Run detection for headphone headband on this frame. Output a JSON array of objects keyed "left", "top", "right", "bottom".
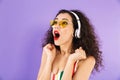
[{"left": 70, "top": 11, "right": 81, "bottom": 38}]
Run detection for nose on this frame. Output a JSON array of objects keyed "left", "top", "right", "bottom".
[
  {"left": 53, "top": 24, "right": 60, "bottom": 29},
  {"left": 54, "top": 26, "right": 60, "bottom": 29}
]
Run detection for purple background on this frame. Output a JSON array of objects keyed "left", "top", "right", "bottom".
[{"left": 0, "top": 0, "right": 120, "bottom": 80}]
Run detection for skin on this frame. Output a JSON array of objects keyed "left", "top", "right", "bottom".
[{"left": 37, "top": 13, "right": 96, "bottom": 80}]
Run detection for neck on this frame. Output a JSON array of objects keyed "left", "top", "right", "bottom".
[{"left": 60, "top": 41, "right": 73, "bottom": 55}]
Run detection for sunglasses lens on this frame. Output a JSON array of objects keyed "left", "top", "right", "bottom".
[
  {"left": 60, "top": 21, "right": 68, "bottom": 28},
  {"left": 50, "top": 20, "right": 69, "bottom": 28},
  {"left": 50, "top": 20, "right": 57, "bottom": 27}
]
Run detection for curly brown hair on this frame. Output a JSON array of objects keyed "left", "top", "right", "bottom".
[{"left": 42, "top": 9, "right": 103, "bottom": 72}]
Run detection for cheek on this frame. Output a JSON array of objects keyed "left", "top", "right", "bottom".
[
  {"left": 60, "top": 25, "right": 74, "bottom": 38},
  {"left": 61, "top": 28, "right": 73, "bottom": 39}
]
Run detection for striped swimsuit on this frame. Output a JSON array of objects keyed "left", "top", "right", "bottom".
[{"left": 51, "top": 61, "right": 78, "bottom": 80}]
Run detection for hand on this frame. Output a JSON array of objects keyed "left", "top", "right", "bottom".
[
  {"left": 43, "top": 43, "right": 56, "bottom": 62},
  {"left": 69, "top": 47, "right": 87, "bottom": 62}
]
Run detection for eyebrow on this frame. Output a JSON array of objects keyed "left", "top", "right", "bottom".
[
  {"left": 62, "top": 18, "right": 69, "bottom": 21},
  {"left": 54, "top": 18, "right": 58, "bottom": 20},
  {"left": 54, "top": 18, "right": 69, "bottom": 21}
]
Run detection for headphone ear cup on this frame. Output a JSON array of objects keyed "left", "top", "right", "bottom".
[{"left": 75, "top": 29, "right": 78, "bottom": 38}]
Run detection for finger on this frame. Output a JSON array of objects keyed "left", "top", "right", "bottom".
[
  {"left": 46, "top": 44, "right": 52, "bottom": 50},
  {"left": 79, "top": 47, "right": 82, "bottom": 49},
  {"left": 51, "top": 44, "right": 55, "bottom": 48},
  {"left": 79, "top": 47, "right": 85, "bottom": 52},
  {"left": 82, "top": 51, "right": 86, "bottom": 59},
  {"left": 75, "top": 49, "right": 79, "bottom": 53}
]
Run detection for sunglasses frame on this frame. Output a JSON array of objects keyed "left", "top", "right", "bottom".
[{"left": 50, "top": 20, "right": 72, "bottom": 28}]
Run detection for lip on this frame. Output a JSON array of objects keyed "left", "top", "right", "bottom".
[
  {"left": 53, "top": 30, "right": 60, "bottom": 40},
  {"left": 54, "top": 30, "right": 59, "bottom": 33}
]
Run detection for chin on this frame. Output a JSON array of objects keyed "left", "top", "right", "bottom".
[{"left": 54, "top": 42, "right": 60, "bottom": 46}]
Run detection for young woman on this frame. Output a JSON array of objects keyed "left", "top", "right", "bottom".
[{"left": 37, "top": 9, "right": 103, "bottom": 80}]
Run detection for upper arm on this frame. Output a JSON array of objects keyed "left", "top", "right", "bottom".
[
  {"left": 73, "top": 56, "right": 96, "bottom": 80},
  {"left": 37, "top": 51, "right": 47, "bottom": 77}
]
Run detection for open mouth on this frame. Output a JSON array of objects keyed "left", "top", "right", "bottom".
[{"left": 54, "top": 30, "right": 60, "bottom": 40}]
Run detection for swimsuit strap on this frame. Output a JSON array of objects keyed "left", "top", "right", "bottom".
[{"left": 72, "top": 60, "right": 79, "bottom": 76}]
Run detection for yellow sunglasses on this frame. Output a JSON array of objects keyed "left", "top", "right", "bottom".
[{"left": 50, "top": 20, "right": 71, "bottom": 28}]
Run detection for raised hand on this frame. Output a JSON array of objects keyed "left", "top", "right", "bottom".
[
  {"left": 43, "top": 43, "right": 56, "bottom": 62},
  {"left": 69, "top": 47, "right": 87, "bottom": 62}
]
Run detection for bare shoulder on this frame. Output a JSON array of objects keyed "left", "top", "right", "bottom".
[
  {"left": 78, "top": 56, "right": 96, "bottom": 67},
  {"left": 73, "top": 56, "right": 96, "bottom": 80},
  {"left": 85, "top": 56, "right": 96, "bottom": 63}
]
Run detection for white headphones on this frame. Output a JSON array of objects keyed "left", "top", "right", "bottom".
[{"left": 70, "top": 11, "right": 81, "bottom": 38}]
